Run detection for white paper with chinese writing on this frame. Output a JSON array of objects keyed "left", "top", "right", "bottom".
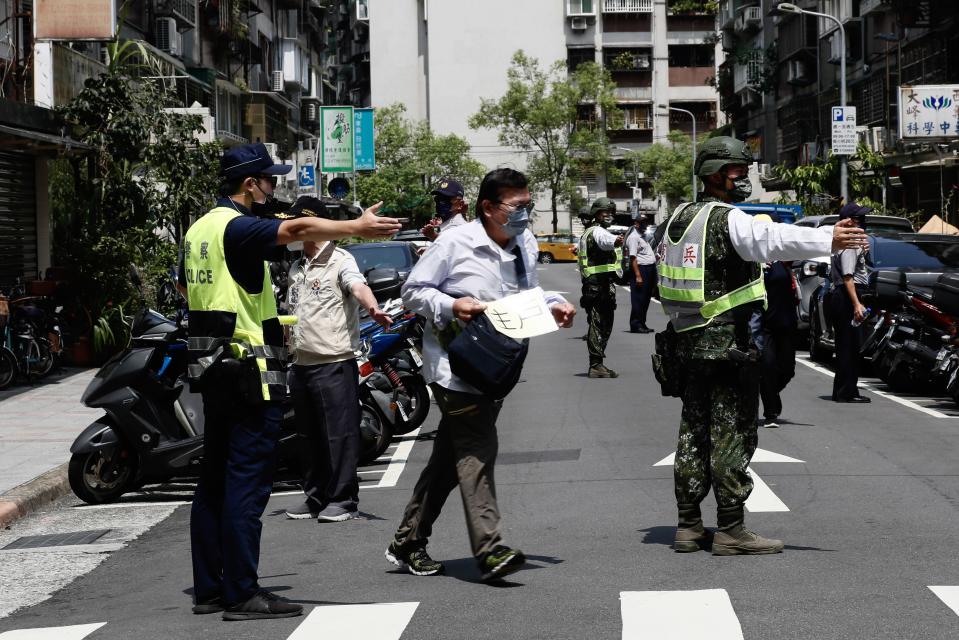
[{"left": 483, "top": 287, "right": 558, "bottom": 340}]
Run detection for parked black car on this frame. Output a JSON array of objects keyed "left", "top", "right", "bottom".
[
  {"left": 342, "top": 241, "right": 420, "bottom": 283},
  {"left": 807, "top": 233, "right": 959, "bottom": 362}
]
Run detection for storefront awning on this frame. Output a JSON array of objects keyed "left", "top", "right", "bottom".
[{"left": 0, "top": 123, "right": 91, "bottom": 155}]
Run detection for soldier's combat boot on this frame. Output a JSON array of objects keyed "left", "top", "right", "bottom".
[
  {"left": 588, "top": 361, "right": 618, "bottom": 378},
  {"left": 713, "top": 505, "right": 783, "bottom": 555},
  {"left": 673, "top": 503, "right": 708, "bottom": 553}
]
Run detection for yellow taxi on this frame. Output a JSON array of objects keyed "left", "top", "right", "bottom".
[{"left": 535, "top": 233, "right": 578, "bottom": 264}]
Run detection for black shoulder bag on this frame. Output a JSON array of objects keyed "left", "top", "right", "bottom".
[{"left": 447, "top": 244, "right": 531, "bottom": 399}]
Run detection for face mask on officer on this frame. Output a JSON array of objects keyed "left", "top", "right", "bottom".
[
  {"left": 597, "top": 211, "right": 613, "bottom": 228},
  {"left": 719, "top": 167, "right": 752, "bottom": 202},
  {"left": 435, "top": 197, "right": 454, "bottom": 221},
  {"left": 249, "top": 175, "right": 276, "bottom": 206}
]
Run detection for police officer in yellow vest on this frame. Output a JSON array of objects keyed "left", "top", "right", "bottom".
[
  {"left": 653, "top": 136, "right": 868, "bottom": 556},
  {"left": 579, "top": 197, "right": 624, "bottom": 378},
  {"left": 181, "top": 142, "right": 400, "bottom": 620}
]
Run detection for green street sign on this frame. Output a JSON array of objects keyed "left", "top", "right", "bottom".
[{"left": 320, "top": 106, "right": 355, "bottom": 172}]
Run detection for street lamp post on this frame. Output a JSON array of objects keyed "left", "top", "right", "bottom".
[
  {"left": 777, "top": 2, "right": 848, "bottom": 204},
  {"left": 658, "top": 104, "right": 697, "bottom": 203}
]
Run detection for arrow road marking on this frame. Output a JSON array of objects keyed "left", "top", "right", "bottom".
[
  {"left": 654, "top": 448, "right": 804, "bottom": 513},
  {"left": 287, "top": 603, "right": 419, "bottom": 640},
  {"left": 0, "top": 623, "right": 106, "bottom": 640},
  {"left": 620, "top": 590, "right": 744, "bottom": 639},
  {"left": 929, "top": 586, "right": 959, "bottom": 617}
]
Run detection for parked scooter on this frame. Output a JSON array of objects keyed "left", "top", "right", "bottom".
[{"left": 68, "top": 309, "right": 302, "bottom": 504}]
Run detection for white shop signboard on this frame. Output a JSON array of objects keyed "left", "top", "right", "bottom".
[{"left": 899, "top": 85, "right": 959, "bottom": 139}]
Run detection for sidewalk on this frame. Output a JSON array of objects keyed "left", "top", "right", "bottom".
[{"left": 0, "top": 368, "right": 100, "bottom": 509}]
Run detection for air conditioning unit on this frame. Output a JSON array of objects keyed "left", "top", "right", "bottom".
[
  {"left": 574, "top": 186, "right": 589, "bottom": 200},
  {"left": 743, "top": 6, "right": 762, "bottom": 28},
  {"left": 263, "top": 143, "right": 279, "bottom": 159},
  {"left": 634, "top": 54, "right": 650, "bottom": 69},
  {"left": 271, "top": 70, "right": 284, "bottom": 92},
  {"left": 155, "top": 18, "right": 181, "bottom": 57},
  {"left": 757, "top": 163, "right": 772, "bottom": 179},
  {"left": 739, "top": 87, "right": 761, "bottom": 108},
  {"left": 306, "top": 103, "right": 318, "bottom": 121},
  {"left": 865, "top": 126, "right": 887, "bottom": 153},
  {"left": 786, "top": 59, "right": 811, "bottom": 85},
  {"left": 570, "top": 16, "right": 588, "bottom": 31},
  {"left": 356, "top": 0, "right": 369, "bottom": 21}
]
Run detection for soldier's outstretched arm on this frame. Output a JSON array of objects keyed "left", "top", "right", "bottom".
[
  {"left": 727, "top": 208, "right": 867, "bottom": 263},
  {"left": 276, "top": 201, "right": 401, "bottom": 245}
]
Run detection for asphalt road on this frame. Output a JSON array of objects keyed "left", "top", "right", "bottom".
[{"left": 2, "top": 262, "right": 959, "bottom": 639}]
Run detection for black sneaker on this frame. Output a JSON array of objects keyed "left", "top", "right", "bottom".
[
  {"left": 385, "top": 540, "right": 444, "bottom": 576},
  {"left": 222, "top": 591, "right": 303, "bottom": 621},
  {"left": 192, "top": 595, "right": 224, "bottom": 615},
  {"left": 285, "top": 501, "right": 320, "bottom": 520},
  {"left": 478, "top": 545, "right": 526, "bottom": 582}
]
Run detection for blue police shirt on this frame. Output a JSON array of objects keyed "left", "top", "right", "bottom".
[{"left": 178, "top": 198, "right": 283, "bottom": 294}]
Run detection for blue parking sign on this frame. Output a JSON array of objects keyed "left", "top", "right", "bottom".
[{"left": 298, "top": 164, "right": 316, "bottom": 188}]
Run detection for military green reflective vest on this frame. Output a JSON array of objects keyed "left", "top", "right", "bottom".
[
  {"left": 578, "top": 226, "right": 623, "bottom": 279},
  {"left": 184, "top": 206, "right": 286, "bottom": 401},
  {"left": 656, "top": 201, "right": 766, "bottom": 333}
]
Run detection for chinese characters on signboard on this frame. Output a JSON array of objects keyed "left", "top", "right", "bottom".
[
  {"left": 320, "top": 106, "right": 355, "bottom": 173},
  {"left": 354, "top": 108, "right": 376, "bottom": 171},
  {"left": 830, "top": 106, "right": 858, "bottom": 155},
  {"left": 899, "top": 85, "right": 959, "bottom": 139}
]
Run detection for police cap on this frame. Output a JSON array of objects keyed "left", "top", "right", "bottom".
[{"left": 220, "top": 142, "right": 293, "bottom": 180}]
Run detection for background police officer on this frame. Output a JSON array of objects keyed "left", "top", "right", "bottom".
[
  {"left": 421, "top": 178, "right": 468, "bottom": 241},
  {"left": 831, "top": 203, "right": 872, "bottom": 403},
  {"left": 653, "top": 136, "right": 868, "bottom": 556},
  {"left": 579, "top": 197, "right": 623, "bottom": 378},
  {"left": 181, "top": 142, "right": 399, "bottom": 620}
]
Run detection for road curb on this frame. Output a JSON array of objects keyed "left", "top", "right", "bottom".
[{"left": 0, "top": 463, "right": 70, "bottom": 529}]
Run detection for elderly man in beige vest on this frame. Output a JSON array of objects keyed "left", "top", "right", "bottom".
[{"left": 285, "top": 240, "right": 392, "bottom": 522}]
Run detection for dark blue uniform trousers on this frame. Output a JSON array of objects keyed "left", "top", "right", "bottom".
[
  {"left": 628, "top": 264, "right": 658, "bottom": 331},
  {"left": 191, "top": 400, "right": 282, "bottom": 605}
]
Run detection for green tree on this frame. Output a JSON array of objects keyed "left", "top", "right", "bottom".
[
  {"left": 469, "top": 51, "right": 620, "bottom": 233},
  {"left": 54, "top": 38, "right": 221, "bottom": 327},
  {"left": 356, "top": 104, "right": 485, "bottom": 225},
  {"left": 773, "top": 145, "right": 885, "bottom": 216},
  {"left": 625, "top": 130, "right": 694, "bottom": 212}
]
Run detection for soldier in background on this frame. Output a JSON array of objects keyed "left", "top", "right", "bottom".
[{"left": 578, "top": 198, "right": 624, "bottom": 378}]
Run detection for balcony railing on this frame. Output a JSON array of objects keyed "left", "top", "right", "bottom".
[
  {"left": 156, "top": 0, "right": 197, "bottom": 29},
  {"left": 860, "top": 0, "right": 892, "bottom": 15},
  {"left": 603, "top": 0, "right": 653, "bottom": 13},
  {"left": 733, "top": 51, "right": 764, "bottom": 92}
]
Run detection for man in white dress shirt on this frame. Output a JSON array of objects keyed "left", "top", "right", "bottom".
[
  {"left": 385, "top": 168, "right": 576, "bottom": 583},
  {"left": 654, "top": 136, "right": 868, "bottom": 556}
]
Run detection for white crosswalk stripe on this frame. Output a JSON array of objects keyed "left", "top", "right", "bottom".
[
  {"left": 929, "top": 586, "right": 959, "bottom": 617},
  {"left": 0, "top": 623, "right": 106, "bottom": 640},
  {"left": 0, "top": 603, "right": 419, "bottom": 640},
  {"left": 288, "top": 603, "right": 419, "bottom": 639},
  {"left": 620, "top": 590, "right": 744, "bottom": 639}
]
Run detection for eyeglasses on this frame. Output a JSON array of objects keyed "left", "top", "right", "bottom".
[
  {"left": 255, "top": 175, "right": 278, "bottom": 188},
  {"left": 495, "top": 200, "right": 534, "bottom": 214}
]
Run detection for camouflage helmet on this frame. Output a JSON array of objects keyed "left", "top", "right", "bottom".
[
  {"left": 694, "top": 136, "right": 753, "bottom": 178},
  {"left": 589, "top": 197, "right": 616, "bottom": 217}
]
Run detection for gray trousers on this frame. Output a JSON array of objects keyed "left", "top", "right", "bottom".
[{"left": 393, "top": 384, "right": 503, "bottom": 558}]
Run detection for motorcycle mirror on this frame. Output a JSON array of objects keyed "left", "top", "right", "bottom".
[{"left": 366, "top": 268, "right": 402, "bottom": 303}]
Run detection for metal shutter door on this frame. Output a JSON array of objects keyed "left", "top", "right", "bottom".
[{"left": 0, "top": 150, "right": 37, "bottom": 288}]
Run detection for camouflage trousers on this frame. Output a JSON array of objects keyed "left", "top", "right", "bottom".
[
  {"left": 581, "top": 281, "right": 616, "bottom": 365},
  {"left": 674, "top": 359, "right": 760, "bottom": 524}
]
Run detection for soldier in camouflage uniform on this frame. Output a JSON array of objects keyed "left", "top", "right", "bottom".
[
  {"left": 579, "top": 198, "right": 624, "bottom": 378},
  {"left": 653, "top": 136, "right": 868, "bottom": 555}
]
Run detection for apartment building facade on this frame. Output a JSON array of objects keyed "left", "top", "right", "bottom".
[
  {"left": 370, "top": 0, "right": 723, "bottom": 230},
  {"left": 719, "top": 0, "right": 959, "bottom": 216},
  {"left": 0, "top": 0, "right": 370, "bottom": 286}
]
